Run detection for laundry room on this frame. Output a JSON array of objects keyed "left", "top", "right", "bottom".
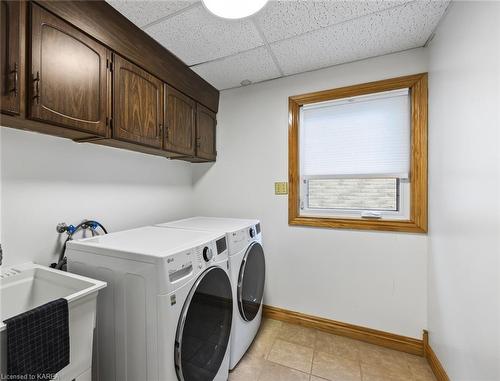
[{"left": 0, "top": 1, "right": 499, "bottom": 381}]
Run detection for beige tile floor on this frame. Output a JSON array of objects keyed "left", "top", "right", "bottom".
[{"left": 229, "top": 319, "right": 436, "bottom": 381}]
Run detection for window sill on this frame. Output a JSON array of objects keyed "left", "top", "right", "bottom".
[{"left": 289, "top": 216, "right": 427, "bottom": 233}]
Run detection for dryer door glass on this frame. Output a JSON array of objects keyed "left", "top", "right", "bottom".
[
  {"left": 175, "top": 266, "right": 233, "bottom": 381},
  {"left": 238, "top": 242, "right": 266, "bottom": 322}
]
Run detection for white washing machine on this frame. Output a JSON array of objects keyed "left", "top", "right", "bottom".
[
  {"left": 66, "top": 226, "right": 233, "bottom": 381},
  {"left": 156, "top": 217, "right": 265, "bottom": 369}
]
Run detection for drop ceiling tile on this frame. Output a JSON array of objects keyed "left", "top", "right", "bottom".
[
  {"left": 270, "top": 0, "right": 449, "bottom": 76},
  {"left": 107, "top": 1, "right": 195, "bottom": 28},
  {"left": 255, "top": 0, "right": 413, "bottom": 43},
  {"left": 191, "top": 47, "right": 281, "bottom": 90},
  {"left": 145, "top": 5, "right": 264, "bottom": 66}
]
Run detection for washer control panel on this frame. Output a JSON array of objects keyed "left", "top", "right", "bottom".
[{"left": 158, "top": 236, "right": 229, "bottom": 294}]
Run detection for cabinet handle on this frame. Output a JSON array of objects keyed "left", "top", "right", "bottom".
[
  {"left": 33, "top": 71, "right": 40, "bottom": 104},
  {"left": 158, "top": 124, "right": 163, "bottom": 138},
  {"left": 196, "top": 137, "right": 201, "bottom": 148},
  {"left": 11, "top": 63, "right": 18, "bottom": 97}
]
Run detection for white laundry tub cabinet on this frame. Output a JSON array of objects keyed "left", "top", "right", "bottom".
[{"left": 0, "top": 263, "right": 106, "bottom": 381}]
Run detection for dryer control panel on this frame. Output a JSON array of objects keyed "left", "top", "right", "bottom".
[{"left": 228, "top": 224, "right": 262, "bottom": 255}]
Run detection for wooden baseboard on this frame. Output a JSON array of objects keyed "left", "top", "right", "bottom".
[
  {"left": 262, "top": 305, "right": 424, "bottom": 356},
  {"left": 423, "top": 330, "right": 450, "bottom": 381}
]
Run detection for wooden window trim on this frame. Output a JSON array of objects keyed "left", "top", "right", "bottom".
[{"left": 288, "top": 73, "right": 428, "bottom": 233}]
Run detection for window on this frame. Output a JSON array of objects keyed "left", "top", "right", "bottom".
[{"left": 288, "top": 74, "right": 428, "bottom": 233}]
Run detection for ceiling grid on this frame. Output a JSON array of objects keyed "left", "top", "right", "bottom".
[{"left": 108, "top": 0, "right": 450, "bottom": 90}]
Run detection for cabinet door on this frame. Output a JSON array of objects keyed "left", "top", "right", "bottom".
[
  {"left": 1, "top": 1, "right": 20, "bottom": 115},
  {"left": 164, "top": 85, "right": 196, "bottom": 156},
  {"left": 113, "top": 54, "right": 163, "bottom": 148},
  {"left": 196, "top": 103, "right": 217, "bottom": 161},
  {"left": 30, "top": 3, "right": 109, "bottom": 136}
]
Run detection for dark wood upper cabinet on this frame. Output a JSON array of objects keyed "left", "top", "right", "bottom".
[
  {"left": 1, "top": 1, "right": 20, "bottom": 115},
  {"left": 29, "top": 3, "right": 109, "bottom": 137},
  {"left": 164, "top": 85, "right": 196, "bottom": 156},
  {"left": 196, "top": 103, "right": 217, "bottom": 161},
  {"left": 1, "top": 1, "right": 218, "bottom": 162},
  {"left": 113, "top": 54, "right": 163, "bottom": 148},
  {"left": 36, "top": 0, "right": 219, "bottom": 113}
]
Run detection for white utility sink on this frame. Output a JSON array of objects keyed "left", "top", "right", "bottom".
[{"left": 0, "top": 262, "right": 106, "bottom": 381}]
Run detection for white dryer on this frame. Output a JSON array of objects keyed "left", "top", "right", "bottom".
[
  {"left": 156, "top": 217, "right": 265, "bottom": 369},
  {"left": 66, "top": 226, "right": 233, "bottom": 381}
]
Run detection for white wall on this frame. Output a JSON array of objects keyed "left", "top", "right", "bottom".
[
  {"left": 428, "top": 2, "right": 500, "bottom": 380},
  {"left": 0, "top": 127, "right": 194, "bottom": 267},
  {"left": 192, "top": 48, "right": 429, "bottom": 339}
]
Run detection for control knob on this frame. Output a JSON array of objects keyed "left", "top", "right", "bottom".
[
  {"left": 249, "top": 228, "right": 255, "bottom": 238},
  {"left": 203, "top": 246, "right": 213, "bottom": 262}
]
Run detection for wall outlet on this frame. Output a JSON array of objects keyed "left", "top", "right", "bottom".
[{"left": 274, "top": 182, "right": 288, "bottom": 195}]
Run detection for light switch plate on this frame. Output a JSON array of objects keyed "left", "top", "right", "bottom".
[{"left": 274, "top": 182, "right": 288, "bottom": 195}]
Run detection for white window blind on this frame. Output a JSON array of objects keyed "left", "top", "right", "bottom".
[{"left": 300, "top": 88, "right": 411, "bottom": 179}]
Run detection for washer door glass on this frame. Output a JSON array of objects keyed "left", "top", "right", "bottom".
[
  {"left": 238, "top": 242, "right": 266, "bottom": 322},
  {"left": 175, "top": 267, "right": 233, "bottom": 381}
]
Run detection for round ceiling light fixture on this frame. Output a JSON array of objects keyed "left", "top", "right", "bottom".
[{"left": 202, "top": 0, "right": 269, "bottom": 19}]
